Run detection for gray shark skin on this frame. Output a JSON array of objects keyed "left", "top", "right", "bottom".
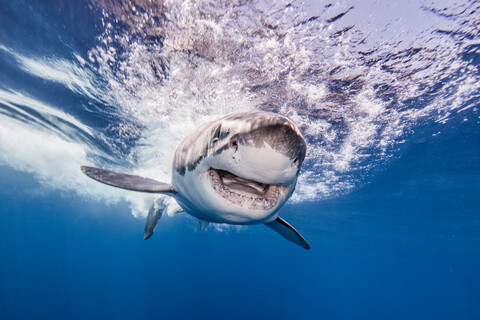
[{"left": 81, "top": 111, "right": 310, "bottom": 249}]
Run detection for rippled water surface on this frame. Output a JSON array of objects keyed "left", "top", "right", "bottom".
[{"left": 0, "top": 0, "right": 479, "bottom": 319}]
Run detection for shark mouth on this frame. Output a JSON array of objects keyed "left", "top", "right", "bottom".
[{"left": 208, "top": 169, "right": 284, "bottom": 210}]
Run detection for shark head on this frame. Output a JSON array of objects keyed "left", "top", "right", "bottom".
[{"left": 172, "top": 111, "right": 306, "bottom": 224}]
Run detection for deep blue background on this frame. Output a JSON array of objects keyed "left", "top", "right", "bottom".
[
  {"left": 1, "top": 108, "right": 479, "bottom": 320},
  {"left": 0, "top": 0, "right": 479, "bottom": 319}
]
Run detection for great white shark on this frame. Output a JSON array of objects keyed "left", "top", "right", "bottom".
[{"left": 81, "top": 111, "right": 310, "bottom": 249}]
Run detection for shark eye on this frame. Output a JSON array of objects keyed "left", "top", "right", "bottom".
[
  {"left": 293, "top": 157, "right": 300, "bottom": 165},
  {"left": 230, "top": 139, "right": 238, "bottom": 150}
]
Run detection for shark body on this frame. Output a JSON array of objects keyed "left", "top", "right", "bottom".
[{"left": 82, "top": 111, "right": 309, "bottom": 249}]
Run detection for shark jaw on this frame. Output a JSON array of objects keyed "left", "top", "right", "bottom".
[{"left": 207, "top": 168, "right": 286, "bottom": 211}]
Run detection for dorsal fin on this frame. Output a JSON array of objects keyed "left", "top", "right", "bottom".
[
  {"left": 264, "top": 217, "right": 310, "bottom": 250},
  {"left": 81, "top": 166, "right": 174, "bottom": 194}
]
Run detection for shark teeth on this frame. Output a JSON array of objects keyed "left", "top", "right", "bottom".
[{"left": 208, "top": 169, "right": 283, "bottom": 210}]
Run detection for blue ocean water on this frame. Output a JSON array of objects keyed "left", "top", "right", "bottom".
[{"left": 0, "top": 0, "right": 479, "bottom": 319}]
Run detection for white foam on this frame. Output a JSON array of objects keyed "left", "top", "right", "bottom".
[
  {"left": 142, "top": 0, "right": 480, "bottom": 201},
  {"left": 0, "top": 0, "right": 479, "bottom": 220},
  {"left": 0, "top": 89, "right": 92, "bottom": 137},
  {"left": 0, "top": 46, "right": 106, "bottom": 105},
  {"left": 0, "top": 91, "right": 155, "bottom": 217}
]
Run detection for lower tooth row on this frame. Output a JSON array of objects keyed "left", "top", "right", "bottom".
[{"left": 209, "top": 171, "right": 277, "bottom": 209}]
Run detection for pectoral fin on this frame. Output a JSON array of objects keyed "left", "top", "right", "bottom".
[
  {"left": 264, "top": 217, "right": 310, "bottom": 250},
  {"left": 144, "top": 204, "right": 163, "bottom": 240},
  {"left": 81, "top": 166, "right": 174, "bottom": 194}
]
